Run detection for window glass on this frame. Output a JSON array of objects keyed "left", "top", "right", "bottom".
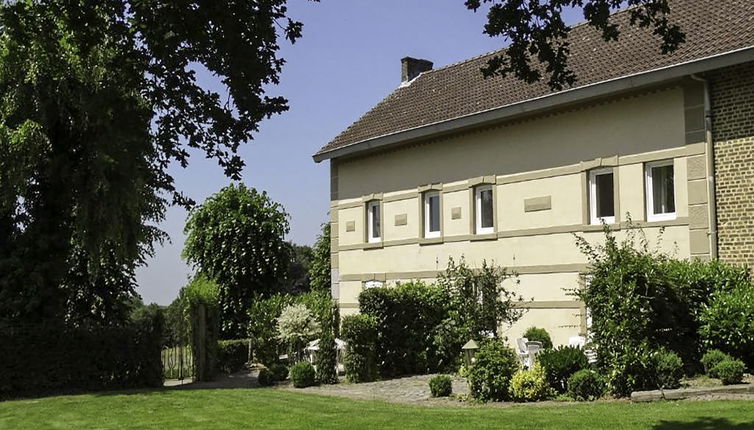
[
  {"left": 428, "top": 194, "right": 440, "bottom": 232},
  {"left": 367, "top": 201, "right": 380, "bottom": 242},
  {"left": 589, "top": 169, "right": 615, "bottom": 224},
  {"left": 424, "top": 192, "right": 441, "bottom": 237},
  {"left": 595, "top": 172, "right": 614, "bottom": 219},
  {"left": 476, "top": 186, "right": 494, "bottom": 233},
  {"left": 651, "top": 164, "right": 675, "bottom": 214}
]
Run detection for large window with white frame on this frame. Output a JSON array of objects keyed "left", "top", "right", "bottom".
[
  {"left": 589, "top": 168, "right": 615, "bottom": 225},
  {"left": 423, "top": 191, "right": 441, "bottom": 238},
  {"left": 475, "top": 185, "right": 494, "bottom": 234},
  {"left": 645, "top": 160, "right": 676, "bottom": 222},
  {"left": 366, "top": 200, "right": 381, "bottom": 243}
]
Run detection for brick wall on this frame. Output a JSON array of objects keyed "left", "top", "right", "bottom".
[{"left": 709, "top": 62, "right": 754, "bottom": 268}]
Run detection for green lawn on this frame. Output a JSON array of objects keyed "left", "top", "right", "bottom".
[{"left": 1, "top": 388, "right": 752, "bottom": 430}]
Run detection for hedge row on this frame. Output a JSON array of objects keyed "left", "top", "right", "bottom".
[
  {"left": 0, "top": 320, "right": 163, "bottom": 398},
  {"left": 359, "top": 282, "right": 449, "bottom": 377}
]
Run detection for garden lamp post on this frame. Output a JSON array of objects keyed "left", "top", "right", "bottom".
[{"left": 462, "top": 340, "right": 479, "bottom": 367}]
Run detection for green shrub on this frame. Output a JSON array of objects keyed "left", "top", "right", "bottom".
[
  {"left": 574, "top": 226, "right": 752, "bottom": 395},
  {"left": 699, "top": 283, "right": 754, "bottom": 369},
  {"left": 359, "top": 281, "right": 450, "bottom": 376},
  {"left": 537, "top": 346, "right": 589, "bottom": 393},
  {"left": 269, "top": 363, "right": 288, "bottom": 381},
  {"left": 651, "top": 348, "right": 683, "bottom": 390},
  {"left": 248, "top": 291, "right": 335, "bottom": 366},
  {"left": 429, "top": 375, "right": 453, "bottom": 397},
  {"left": 523, "top": 327, "right": 553, "bottom": 350},
  {"left": 217, "top": 339, "right": 249, "bottom": 374},
  {"left": 510, "top": 363, "right": 553, "bottom": 402},
  {"left": 701, "top": 349, "right": 732, "bottom": 377},
  {"left": 290, "top": 361, "right": 316, "bottom": 388},
  {"left": 567, "top": 370, "right": 605, "bottom": 401},
  {"left": 341, "top": 314, "right": 378, "bottom": 383},
  {"left": 0, "top": 320, "right": 164, "bottom": 398},
  {"left": 257, "top": 368, "right": 274, "bottom": 386},
  {"left": 183, "top": 276, "right": 220, "bottom": 381},
  {"left": 315, "top": 303, "right": 339, "bottom": 385},
  {"left": 467, "top": 340, "right": 520, "bottom": 402},
  {"left": 713, "top": 359, "right": 745, "bottom": 385}
]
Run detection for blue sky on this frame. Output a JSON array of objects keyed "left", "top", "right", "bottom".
[{"left": 136, "top": 1, "right": 582, "bottom": 305}]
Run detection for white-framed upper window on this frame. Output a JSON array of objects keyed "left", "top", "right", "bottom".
[
  {"left": 424, "top": 191, "right": 441, "bottom": 238},
  {"left": 475, "top": 185, "right": 494, "bottom": 234},
  {"left": 645, "top": 160, "right": 676, "bottom": 222},
  {"left": 367, "top": 200, "right": 381, "bottom": 243},
  {"left": 589, "top": 168, "right": 615, "bottom": 225}
]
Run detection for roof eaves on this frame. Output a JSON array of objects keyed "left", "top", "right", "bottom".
[{"left": 313, "top": 46, "right": 754, "bottom": 163}]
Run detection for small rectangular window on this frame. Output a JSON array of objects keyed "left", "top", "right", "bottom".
[
  {"left": 475, "top": 185, "right": 494, "bottom": 234},
  {"left": 646, "top": 160, "right": 676, "bottom": 221},
  {"left": 424, "top": 191, "right": 441, "bottom": 238},
  {"left": 589, "top": 168, "right": 615, "bottom": 224},
  {"left": 367, "top": 200, "right": 381, "bottom": 243}
]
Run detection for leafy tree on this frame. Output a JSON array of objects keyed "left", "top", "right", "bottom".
[
  {"left": 0, "top": 0, "right": 314, "bottom": 326},
  {"left": 276, "top": 304, "right": 320, "bottom": 362},
  {"left": 286, "top": 244, "right": 313, "bottom": 294},
  {"left": 183, "top": 184, "right": 292, "bottom": 338},
  {"left": 464, "top": 0, "right": 685, "bottom": 90},
  {"left": 309, "top": 223, "right": 331, "bottom": 293}
]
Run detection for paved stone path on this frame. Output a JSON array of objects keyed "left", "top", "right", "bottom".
[{"left": 282, "top": 374, "right": 469, "bottom": 404}]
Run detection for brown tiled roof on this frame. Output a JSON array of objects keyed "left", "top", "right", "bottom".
[{"left": 316, "top": 0, "right": 754, "bottom": 157}]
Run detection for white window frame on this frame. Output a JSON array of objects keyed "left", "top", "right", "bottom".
[
  {"left": 645, "top": 160, "right": 677, "bottom": 222},
  {"left": 589, "top": 168, "right": 616, "bottom": 225},
  {"left": 424, "top": 191, "right": 441, "bottom": 238},
  {"left": 366, "top": 200, "right": 381, "bottom": 243},
  {"left": 475, "top": 185, "right": 494, "bottom": 235},
  {"left": 364, "top": 280, "right": 384, "bottom": 289}
]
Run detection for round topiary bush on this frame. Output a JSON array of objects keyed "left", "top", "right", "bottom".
[
  {"left": 701, "top": 349, "right": 732, "bottom": 378},
  {"left": 467, "top": 340, "right": 520, "bottom": 402},
  {"left": 651, "top": 348, "right": 683, "bottom": 390},
  {"left": 713, "top": 359, "right": 745, "bottom": 385},
  {"left": 523, "top": 327, "right": 553, "bottom": 350},
  {"left": 537, "top": 346, "right": 589, "bottom": 393},
  {"left": 290, "top": 361, "right": 316, "bottom": 388},
  {"left": 510, "top": 363, "right": 553, "bottom": 402},
  {"left": 567, "top": 370, "right": 605, "bottom": 401},
  {"left": 429, "top": 375, "right": 453, "bottom": 397},
  {"left": 269, "top": 363, "right": 289, "bottom": 381},
  {"left": 257, "top": 368, "right": 274, "bottom": 387}
]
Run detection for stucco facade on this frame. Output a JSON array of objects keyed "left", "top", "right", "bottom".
[{"left": 327, "top": 83, "right": 716, "bottom": 347}]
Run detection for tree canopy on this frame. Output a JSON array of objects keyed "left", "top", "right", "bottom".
[
  {"left": 183, "top": 184, "right": 292, "bottom": 338},
  {"left": 309, "top": 223, "right": 331, "bottom": 293},
  {"left": 464, "top": 0, "right": 684, "bottom": 90},
  {"left": 0, "top": 0, "right": 313, "bottom": 325}
]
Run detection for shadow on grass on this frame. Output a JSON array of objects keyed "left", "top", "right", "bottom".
[{"left": 652, "top": 417, "right": 754, "bottom": 430}]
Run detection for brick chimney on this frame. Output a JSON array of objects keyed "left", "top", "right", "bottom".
[{"left": 401, "top": 57, "right": 433, "bottom": 83}]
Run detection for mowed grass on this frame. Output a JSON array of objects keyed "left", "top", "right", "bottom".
[{"left": 1, "top": 388, "right": 753, "bottom": 430}]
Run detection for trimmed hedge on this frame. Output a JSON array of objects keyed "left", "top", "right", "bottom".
[
  {"left": 217, "top": 339, "right": 249, "bottom": 374},
  {"left": 510, "top": 363, "right": 553, "bottom": 402},
  {"left": 523, "top": 327, "right": 553, "bottom": 350},
  {"left": 567, "top": 370, "right": 605, "bottom": 401},
  {"left": 0, "top": 320, "right": 163, "bottom": 398},
  {"left": 291, "top": 361, "right": 316, "bottom": 388},
  {"left": 714, "top": 359, "right": 745, "bottom": 385},
  {"left": 701, "top": 349, "right": 732, "bottom": 377},
  {"left": 537, "top": 346, "right": 588, "bottom": 394},
  {"left": 699, "top": 282, "right": 754, "bottom": 369},
  {"left": 429, "top": 375, "right": 453, "bottom": 397},
  {"left": 269, "top": 363, "right": 288, "bottom": 381},
  {"left": 467, "top": 340, "right": 520, "bottom": 402},
  {"left": 652, "top": 348, "right": 683, "bottom": 390},
  {"left": 257, "top": 368, "right": 274, "bottom": 386},
  {"left": 341, "top": 314, "right": 378, "bottom": 383},
  {"left": 359, "top": 282, "right": 449, "bottom": 377}
]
